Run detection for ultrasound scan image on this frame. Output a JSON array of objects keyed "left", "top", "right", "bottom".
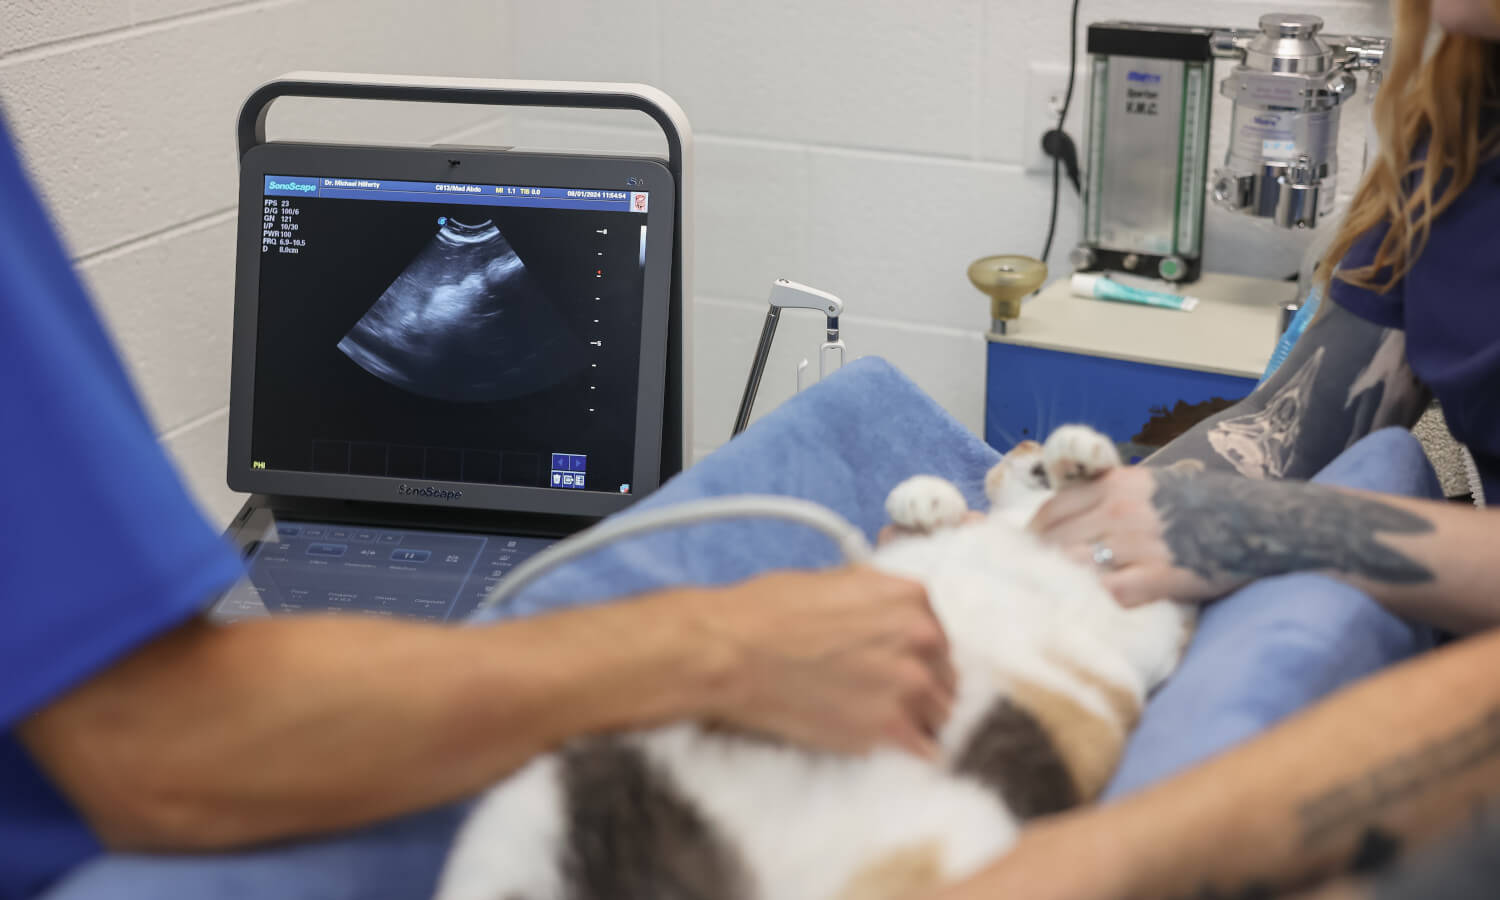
[{"left": 338, "top": 218, "right": 586, "bottom": 403}]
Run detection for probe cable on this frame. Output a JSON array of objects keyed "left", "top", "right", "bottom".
[{"left": 480, "top": 495, "right": 875, "bottom": 611}]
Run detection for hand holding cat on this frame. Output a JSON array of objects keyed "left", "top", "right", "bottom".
[
  {"left": 1031, "top": 466, "right": 1250, "bottom": 608},
  {"left": 1035, "top": 459, "right": 1445, "bottom": 612},
  {"left": 681, "top": 568, "right": 957, "bottom": 758}
]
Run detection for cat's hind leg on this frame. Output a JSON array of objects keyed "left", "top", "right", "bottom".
[
  {"left": 1041, "top": 425, "right": 1121, "bottom": 488},
  {"left": 984, "top": 428, "right": 1121, "bottom": 515},
  {"left": 885, "top": 475, "right": 971, "bottom": 535}
]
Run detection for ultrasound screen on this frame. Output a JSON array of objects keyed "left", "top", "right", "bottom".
[{"left": 250, "top": 175, "right": 652, "bottom": 496}]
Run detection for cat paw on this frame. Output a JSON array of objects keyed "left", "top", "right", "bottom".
[
  {"left": 1042, "top": 425, "right": 1121, "bottom": 487},
  {"left": 886, "top": 475, "right": 970, "bottom": 533}
]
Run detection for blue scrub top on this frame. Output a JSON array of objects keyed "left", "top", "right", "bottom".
[
  {"left": 0, "top": 115, "right": 245, "bottom": 897},
  {"left": 1330, "top": 152, "right": 1500, "bottom": 501}
]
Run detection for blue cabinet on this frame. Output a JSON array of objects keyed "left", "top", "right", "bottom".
[{"left": 985, "top": 341, "right": 1258, "bottom": 462}]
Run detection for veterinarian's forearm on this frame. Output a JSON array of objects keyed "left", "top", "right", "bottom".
[
  {"left": 1147, "top": 302, "right": 1427, "bottom": 478},
  {"left": 1335, "top": 494, "right": 1500, "bottom": 634},
  {"left": 18, "top": 592, "right": 732, "bottom": 852},
  {"left": 944, "top": 628, "right": 1500, "bottom": 899},
  {"left": 1143, "top": 472, "right": 1500, "bottom": 633}
]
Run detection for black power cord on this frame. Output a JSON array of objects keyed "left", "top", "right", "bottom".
[
  {"left": 1039, "top": 0, "right": 1083, "bottom": 267},
  {"left": 1043, "top": 130, "right": 1082, "bottom": 194}
]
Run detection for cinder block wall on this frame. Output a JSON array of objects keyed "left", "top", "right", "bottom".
[
  {"left": 496, "top": 0, "right": 1393, "bottom": 463},
  {"left": 1, "top": 1, "right": 1392, "bottom": 523},
  {"left": 0, "top": 0, "right": 511, "bottom": 526}
]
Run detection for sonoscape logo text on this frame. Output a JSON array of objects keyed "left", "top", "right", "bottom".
[{"left": 399, "top": 484, "right": 463, "bottom": 501}]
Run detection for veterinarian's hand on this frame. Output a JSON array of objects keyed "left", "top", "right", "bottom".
[
  {"left": 683, "top": 568, "right": 955, "bottom": 759},
  {"left": 1030, "top": 466, "right": 1254, "bottom": 608}
]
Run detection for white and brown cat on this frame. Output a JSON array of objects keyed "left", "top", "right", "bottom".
[{"left": 437, "top": 425, "right": 1196, "bottom": 900}]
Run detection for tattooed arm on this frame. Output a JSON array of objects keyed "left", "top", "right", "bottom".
[
  {"left": 931, "top": 628, "right": 1500, "bottom": 900},
  {"left": 1030, "top": 300, "right": 1452, "bottom": 609},
  {"left": 1149, "top": 301, "right": 1429, "bottom": 478},
  {"left": 1036, "top": 465, "right": 1500, "bottom": 631}
]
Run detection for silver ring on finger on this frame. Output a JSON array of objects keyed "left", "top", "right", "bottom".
[{"left": 1090, "top": 541, "right": 1116, "bottom": 569}]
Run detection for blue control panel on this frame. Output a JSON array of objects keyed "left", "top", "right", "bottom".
[{"left": 211, "top": 519, "right": 555, "bottom": 623}]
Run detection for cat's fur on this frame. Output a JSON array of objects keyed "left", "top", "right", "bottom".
[{"left": 436, "top": 425, "right": 1196, "bottom": 900}]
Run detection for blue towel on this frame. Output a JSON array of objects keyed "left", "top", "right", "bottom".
[
  {"left": 42, "top": 361, "right": 1438, "bottom": 900},
  {"left": 472, "top": 357, "right": 1002, "bottom": 623},
  {"left": 42, "top": 805, "right": 470, "bottom": 900},
  {"left": 1103, "top": 427, "right": 1442, "bottom": 798}
]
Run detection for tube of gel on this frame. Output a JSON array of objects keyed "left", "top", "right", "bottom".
[{"left": 1070, "top": 273, "right": 1199, "bottom": 312}]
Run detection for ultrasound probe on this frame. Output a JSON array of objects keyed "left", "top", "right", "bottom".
[{"left": 732, "top": 279, "right": 846, "bottom": 437}]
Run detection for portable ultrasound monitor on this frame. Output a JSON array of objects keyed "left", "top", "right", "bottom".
[{"left": 213, "top": 141, "right": 676, "bottom": 624}]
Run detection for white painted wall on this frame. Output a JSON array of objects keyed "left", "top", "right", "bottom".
[
  {"left": 0, "top": 0, "right": 512, "bottom": 526},
  {"left": 497, "top": 0, "right": 1393, "bottom": 464},
  {"left": 2, "top": 0, "right": 1391, "bottom": 524}
]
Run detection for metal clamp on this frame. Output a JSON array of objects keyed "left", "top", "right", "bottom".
[{"left": 732, "top": 280, "right": 846, "bottom": 437}]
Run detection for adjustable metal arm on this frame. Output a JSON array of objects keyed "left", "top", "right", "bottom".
[
  {"left": 733, "top": 308, "right": 781, "bottom": 437},
  {"left": 732, "top": 280, "right": 846, "bottom": 438}
]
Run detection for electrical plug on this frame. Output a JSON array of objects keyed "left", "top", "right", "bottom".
[{"left": 1041, "top": 129, "right": 1081, "bottom": 195}]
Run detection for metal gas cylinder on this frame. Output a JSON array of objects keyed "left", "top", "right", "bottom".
[{"left": 1212, "top": 14, "right": 1358, "bottom": 229}]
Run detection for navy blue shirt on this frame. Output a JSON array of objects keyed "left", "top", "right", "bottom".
[
  {"left": 0, "top": 115, "right": 245, "bottom": 897},
  {"left": 1330, "top": 153, "right": 1500, "bottom": 501}
]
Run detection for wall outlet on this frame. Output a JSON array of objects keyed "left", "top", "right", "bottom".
[{"left": 1023, "top": 62, "right": 1084, "bottom": 175}]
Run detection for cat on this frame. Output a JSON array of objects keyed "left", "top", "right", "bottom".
[{"left": 436, "top": 425, "right": 1196, "bottom": 900}]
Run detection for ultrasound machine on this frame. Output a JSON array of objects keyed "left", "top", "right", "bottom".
[{"left": 209, "top": 74, "right": 692, "bottom": 624}]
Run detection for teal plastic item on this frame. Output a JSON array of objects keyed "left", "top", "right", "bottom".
[{"left": 1261, "top": 285, "right": 1322, "bottom": 384}]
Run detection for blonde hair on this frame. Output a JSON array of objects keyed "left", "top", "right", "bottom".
[{"left": 1320, "top": 0, "right": 1500, "bottom": 293}]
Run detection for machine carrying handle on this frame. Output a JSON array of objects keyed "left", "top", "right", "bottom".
[{"left": 237, "top": 71, "right": 690, "bottom": 168}]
